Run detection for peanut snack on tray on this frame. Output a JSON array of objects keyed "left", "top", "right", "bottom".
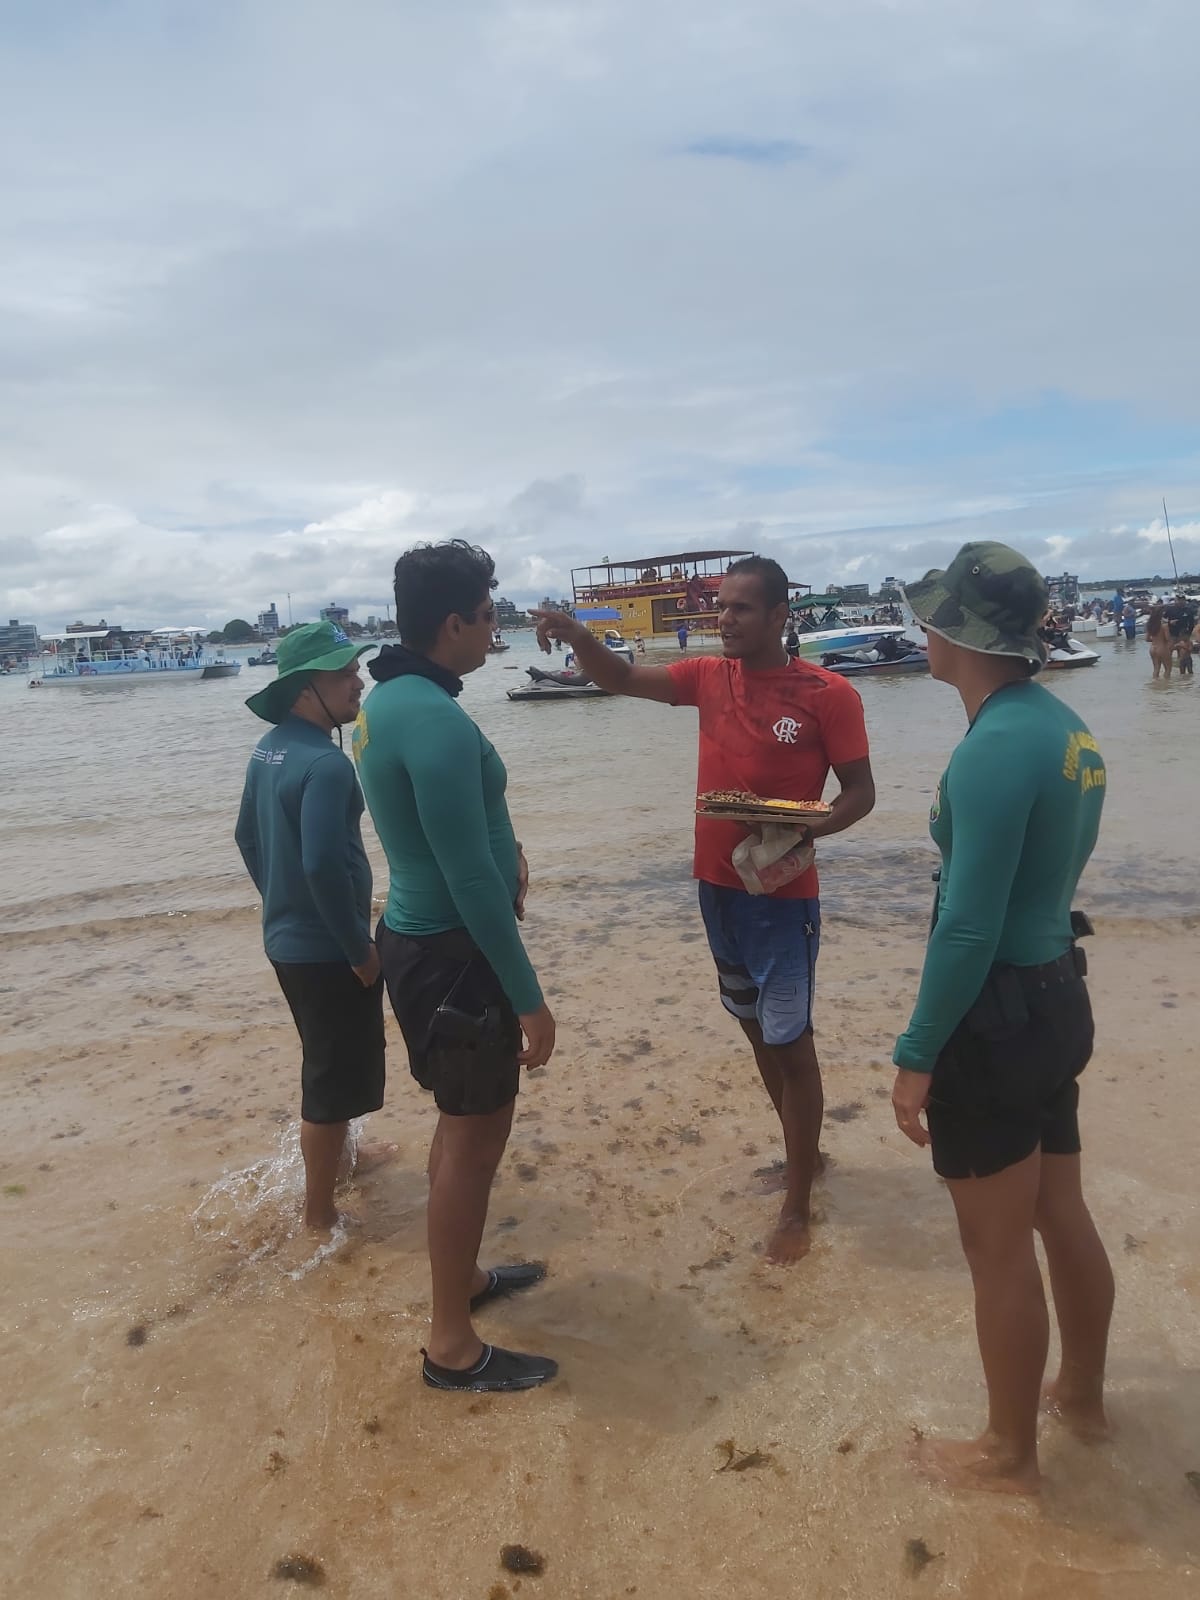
[{"left": 697, "top": 789, "right": 832, "bottom": 819}]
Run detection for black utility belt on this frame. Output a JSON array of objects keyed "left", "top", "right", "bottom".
[
  {"left": 1014, "top": 946, "right": 1088, "bottom": 986},
  {"left": 964, "top": 947, "right": 1087, "bottom": 1041}
]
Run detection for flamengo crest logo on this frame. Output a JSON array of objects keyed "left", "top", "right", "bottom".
[{"left": 772, "top": 716, "right": 801, "bottom": 744}]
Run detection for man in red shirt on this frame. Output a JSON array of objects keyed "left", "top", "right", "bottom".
[{"left": 534, "top": 557, "right": 875, "bottom": 1262}]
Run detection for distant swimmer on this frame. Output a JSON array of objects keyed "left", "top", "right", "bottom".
[
  {"left": 535, "top": 556, "right": 875, "bottom": 1264},
  {"left": 893, "top": 543, "right": 1113, "bottom": 1496},
  {"left": 235, "top": 622, "right": 388, "bottom": 1234},
  {"left": 355, "top": 540, "right": 557, "bottom": 1394}
]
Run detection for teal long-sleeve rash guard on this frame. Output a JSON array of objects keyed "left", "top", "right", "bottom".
[
  {"left": 353, "top": 672, "right": 543, "bottom": 1017},
  {"left": 894, "top": 681, "right": 1106, "bottom": 1073}
]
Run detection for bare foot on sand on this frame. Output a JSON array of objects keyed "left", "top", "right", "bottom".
[
  {"left": 909, "top": 1434, "right": 1041, "bottom": 1496},
  {"left": 750, "top": 1152, "right": 829, "bottom": 1196},
  {"left": 1041, "top": 1381, "right": 1112, "bottom": 1443},
  {"left": 764, "top": 1214, "right": 813, "bottom": 1263},
  {"left": 304, "top": 1205, "right": 349, "bottom": 1234}
]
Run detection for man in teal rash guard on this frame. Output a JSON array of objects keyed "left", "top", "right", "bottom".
[
  {"left": 353, "top": 539, "right": 557, "bottom": 1394},
  {"left": 235, "top": 621, "right": 386, "bottom": 1233},
  {"left": 892, "top": 543, "right": 1114, "bottom": 1497}
]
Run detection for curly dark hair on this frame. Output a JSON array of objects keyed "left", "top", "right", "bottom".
[
  {"left": 393, "top": 539, "right": 497, "bottom": 650},
  {"left": 724, "top": 555, "right": 789, "bottom": 611}
]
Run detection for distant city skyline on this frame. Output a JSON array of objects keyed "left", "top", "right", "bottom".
[{"left": 12, "top": 562, "right": 1196, "bottom": 646}]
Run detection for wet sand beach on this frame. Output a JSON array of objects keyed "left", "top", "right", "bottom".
[{"left": 2, "top": 642, "right": 1198, "bottom": 1597}]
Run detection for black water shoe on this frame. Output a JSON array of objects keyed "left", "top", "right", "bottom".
[
  {"left": 421, "top": 1344, "right": 558, "bottom": 1393},
  {"left": 470, "top": 1261, "right": 547, "bottom": 1312}
]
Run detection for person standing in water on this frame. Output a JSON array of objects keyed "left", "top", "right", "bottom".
[
  {"left": 534, "top": 557, "right": 874, "bottom": 1263},
  {"left": 354, "top": 539, "right": 557, "bottom": 1394},
  {"left": 235, "top": 622, "right": 387, "bottom": 1232},
  {"left": 892, "top": 542, "right": 1113, "bottom": 1495}
]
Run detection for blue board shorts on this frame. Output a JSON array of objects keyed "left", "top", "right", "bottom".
[{"left": 697, "top": 882, "right": 820, "bottom": 1046}]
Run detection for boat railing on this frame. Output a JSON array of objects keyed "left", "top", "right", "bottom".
[{"left": 37, "top": 644, "right": 207, "bottom": 678}]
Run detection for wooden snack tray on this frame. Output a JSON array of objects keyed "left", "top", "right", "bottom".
[{"left": 696, "top": 792, "right": 833, "bottom": 825}]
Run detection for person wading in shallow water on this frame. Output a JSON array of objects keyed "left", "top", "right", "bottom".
[
  {"left": 534, "top": 556, "right": 875, "bottom": 1263},
  {"left": 893, "top": 541, "right": 1114, "bottom": 1496},
  {"left": 354, "top": 539, "right": 557, "bottom": 1393},
  {"left": 235, "top": 622, "right": 389, "bottom": 1233}
]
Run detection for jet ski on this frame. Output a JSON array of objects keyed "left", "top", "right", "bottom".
[
  {"left": 820, "top": 638, "right": 929, "bottom": 676},
  {"left": 1043, "top": 636, "right": 1100, "bottom": 669},
  {"left": 506, "top": 665, "right": 612, "bottom": 702}
]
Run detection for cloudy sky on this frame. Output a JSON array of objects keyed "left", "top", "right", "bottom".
[{"left": 3, "top": 0, "right": 1199, "bottom": 629}]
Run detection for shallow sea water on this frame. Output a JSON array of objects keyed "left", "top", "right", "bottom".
[{"left": 1, "top": 635, "right": 1197, "bottom": 1598}]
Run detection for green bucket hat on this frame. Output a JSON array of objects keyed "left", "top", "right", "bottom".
[
  {"left": 904, "top": 541, "right": 1049, "bottom": 670},
  {"left": 244, "top": 620, "right": 374, "bottom": 723}
]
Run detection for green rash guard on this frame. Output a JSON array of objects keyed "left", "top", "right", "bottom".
[
  {"left": 352, "top": 675, "right": 543, "bottom": 1016},
  {"left": 234, "top": 716, "right": 373, "bottom": 967},
  {"left": 894, "top": 682, "right": 1106, "bottom": 1073}
]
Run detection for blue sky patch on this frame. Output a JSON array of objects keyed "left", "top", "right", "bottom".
[{"left": 684, "top": 136, "right": 812, "bottom": 167}]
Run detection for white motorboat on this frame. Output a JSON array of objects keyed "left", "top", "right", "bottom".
[
  {"left": 30, "top": 630, "right": 240, "bottom": 685},
  {"left": 600, "top": 631, "right": 635, "bottom": 664},
  {"left": 787, "top": 623, "right": 910, "bottom": 658}
]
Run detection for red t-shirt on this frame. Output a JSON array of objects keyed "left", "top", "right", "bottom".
[{"left": 667, "top": 655, "right": 870, "bottom": 898}]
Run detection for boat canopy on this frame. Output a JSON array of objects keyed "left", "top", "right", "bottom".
[
  {"left": 38, "top": 630, "right": 114, "bottom": 642},
  {"left": 572, "top": 550, "right": 751, "bottom": 585}
]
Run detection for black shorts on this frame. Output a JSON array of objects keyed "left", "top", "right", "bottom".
[
  {"left": 927, "top": 952, "right": 1094, "bottom": 1180},
  {"left": 376, "top": 920, "right": 521, "bottom": 1118},
  {"left": 271, "top": 960, "right": 386, "bottom": 1125}
]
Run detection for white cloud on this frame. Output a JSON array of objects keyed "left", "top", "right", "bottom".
[
  {"left": 303, "top": 490, "right": 423, "bottom": 537},
  {"left": 1138, "top": 516, "right": 1200, "bottom": 549},
  {"left": 2, "top": 0, "right": 1199, "bottom": 627}
]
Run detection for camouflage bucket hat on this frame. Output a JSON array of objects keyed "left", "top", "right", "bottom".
[{"left": 903, "top": 541, "right": 1049, "bottom": 670}]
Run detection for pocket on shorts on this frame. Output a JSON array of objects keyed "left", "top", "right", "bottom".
[
  {"left": 931, "top": 1022, "right": 1040, "bottom": 1118},
  {"left": 963, "top": 965, "right": 1030, "bottom": 1042},
  {"left": 1032, "top": 981, "right": 1095, "bottom": 1081}
]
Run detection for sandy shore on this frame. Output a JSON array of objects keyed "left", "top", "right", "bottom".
[{"left": 2, "top": 895, "right": 1198, "bottom": 1599}]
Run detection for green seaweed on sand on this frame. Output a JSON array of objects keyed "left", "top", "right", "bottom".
[
  {"left": 903, "top": 1539, "right": 942, "bottom": 1577},
  {"left": 500, "top": 1545, "right": 546, "bottom": 1576},
  {"left": 272, "top": 1554, "right": 326, "bottom": 1586},
  {"left": 715, "top": 1439, "right": 773, "bottom": 1473}
]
